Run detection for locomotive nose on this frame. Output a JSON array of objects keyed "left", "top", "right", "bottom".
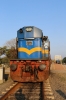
[
  {"left": 10, "top": 64, "right": 17, "bottom": 71},
  {"left": 39, "top": 64, "right": 46, "bottom": 71}
]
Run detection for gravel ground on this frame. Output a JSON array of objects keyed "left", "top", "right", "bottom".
[
  {"left": 0, "top": 78, "right": 14, "bottom": 95},
  {"left": 49, "top": 72, "right": 66, "bottom": 100}
]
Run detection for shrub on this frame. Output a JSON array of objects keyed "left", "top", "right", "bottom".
[
  {"left": 62, "top": 57, "right": 66, "bottom": 64},
  {"left": 6, "top": 48, "right": 17, "bottom": 59},
  {"left": 1, "top": 57, "right": 9, "bottom": 64}
]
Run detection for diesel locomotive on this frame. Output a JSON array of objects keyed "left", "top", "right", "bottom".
[{"left": 10, "top": 26, "right": 51, "bottom": 82}]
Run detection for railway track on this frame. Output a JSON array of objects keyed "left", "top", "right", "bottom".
[{"left": 0, "top": 79, "right": 55, "bottom": 100}]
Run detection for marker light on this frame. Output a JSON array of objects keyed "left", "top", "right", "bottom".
[
  {"left": 26, "top": 27, "right": 32, "bottom": 32},
  {"left": 20, "top": 29, "right": 23, "bottom": 33}
]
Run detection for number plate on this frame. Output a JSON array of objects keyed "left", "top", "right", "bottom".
[{"left": 26, "top": 41, "right": 33, "bottom": 45}]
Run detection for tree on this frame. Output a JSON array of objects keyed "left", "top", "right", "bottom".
[
  {"left": 62, "top": 57, "right": 66, "bottom": 64},
  {"left": 4, "top": 38, "right": 16, "bottom": 49},
  {"left": 6, "top": 48, "right": 17, "bottom": 59},
  {"left": 3, "top": 38, "right": 17, "bottom": 59},
  {"left": 0, "top": 46, "right": 7, "bottom": 55},
  {"left": 1, "top": 57, "right": 9, "bottom": 64}
]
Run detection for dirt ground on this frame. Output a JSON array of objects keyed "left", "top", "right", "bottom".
[{"left": 49, "top": 72, "right": 66, "bottom": 100}]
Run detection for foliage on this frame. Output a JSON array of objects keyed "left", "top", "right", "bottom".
[
  {"left": 0, "top": 46, "right": 7, "bottom": 56},
  {"left": 62, "top": 57, "right": 66, "bottom": 63},
  {"left": 0, "top": 57, "right": 9, "bottom": 64},
  {"left": 1, "top": 57, "right": 9, "bottom": 64},
  {"left": 0, "top": 39, "right": 17, "bottom": 65},
  {"left": 0, "top": 46, "right": 17, "bottom": 61},
  {"left": 4, "top": 38, "right": 16, "bottom": 49},
  {"left": 6, "top": 48, "right": 17, "bottom": 59}
]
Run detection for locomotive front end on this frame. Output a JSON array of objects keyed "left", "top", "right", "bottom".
[{"left": 10, "top": 26, "right": 51, "bottom": 82}]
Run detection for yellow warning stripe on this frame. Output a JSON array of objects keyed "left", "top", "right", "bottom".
[{"left": 18, "top": 47, "right": 49, "bottom": 55}]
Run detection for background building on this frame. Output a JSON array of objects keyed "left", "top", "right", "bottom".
[{"left": 54, "top": 55, "right": 62, "bottom": 64}]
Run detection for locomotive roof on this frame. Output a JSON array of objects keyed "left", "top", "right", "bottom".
[
  {"left": 17, "top": 26, "right": 43, "bottom": 38},
  {"left": 19, "top": 26, "right": 42, "bottom": 31}
]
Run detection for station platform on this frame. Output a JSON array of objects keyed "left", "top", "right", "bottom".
[{"left": 50, "top": 63, "right": 66, "bottom": 73}]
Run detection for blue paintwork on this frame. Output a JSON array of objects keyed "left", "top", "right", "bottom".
[
  {"left": 44, "top": 54, "right": 49, "bottom": 58},
  {"left": 17, "top": 27, "right": 24, "bottom": 38},
  {"left": 18, "top": 52, "right": 42, "bottom": 59},
  {"left": 18, "top": 38, "right": 42, "bottom": 59}
]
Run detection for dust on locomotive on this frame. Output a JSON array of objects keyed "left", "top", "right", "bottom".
[{"left": 10, "top": 26, "right": 51, "bottom": 82}]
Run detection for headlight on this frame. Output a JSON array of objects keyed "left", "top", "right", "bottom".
[
  {"left": 10, "top": 64, "right": 17, "bottom": 71},
  {"left": 38, "top": 64, "right": 46, "bottom": 71},
  {"left": 44, "top": 42, "right": 49, "bottom": 48},
  {"left": 26, "top": 27, "right": 32, "bottom": 32}
]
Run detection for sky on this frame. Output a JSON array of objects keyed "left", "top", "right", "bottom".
[{"left": 0, "top": 0, "right": 66, "bottom": 59}]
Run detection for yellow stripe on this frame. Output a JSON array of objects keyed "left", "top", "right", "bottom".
[
  {"left": 18, "top": 47, "right": 49, "bottom": 55},
  {"left": 42, "top": 50, "right": 49, "bottom": 54}
]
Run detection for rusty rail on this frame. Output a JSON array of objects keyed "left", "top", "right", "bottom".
[
  {"left": 41, "top": 82, "right": 44, "bottom": 100},
  {"left": 0, "top": 82, "right": 21, "bottom": 100},
  {"left": 0, "top": 82, "right": 47, "bottom": 100}
]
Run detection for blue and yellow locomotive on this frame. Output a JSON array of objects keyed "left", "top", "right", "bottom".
[{"left": 10, "top": 26, "right": 51, "bottom": 82}]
